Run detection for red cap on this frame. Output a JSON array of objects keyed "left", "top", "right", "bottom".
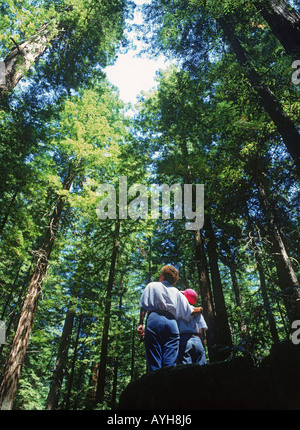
[{"left": 182, "top": 289, "right": 198, "bottom": 305}]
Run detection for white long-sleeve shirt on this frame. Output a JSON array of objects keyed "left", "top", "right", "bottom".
[{"left": 139, "top": 281, "right": 194, "bottom": 322}]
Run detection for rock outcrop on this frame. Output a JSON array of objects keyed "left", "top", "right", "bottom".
[{"left": 118, "top": 340, "right": 300, "bottom": 410}]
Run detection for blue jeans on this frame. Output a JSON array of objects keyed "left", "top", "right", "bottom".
[
  {"left": 144, "top": 311, "right": 180, "bottom": 372},
  {"left": 177, "top": 333, "right": 206, "bottom": 365}
]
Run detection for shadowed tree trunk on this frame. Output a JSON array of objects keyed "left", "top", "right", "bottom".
[
  {"left": 0, "top": 166, "right": 76, "bottom": 410},
  {"left": 94, "top": 221, "right": 120, "bottom": 407},
  {"left": 64, "top": 313, "right": 82, "bottom": 410},
  {"left": 256, "top": 0, "right": 300, "bottom": 56},
  {"left": 218, "top": 16, "right": 300, "bottom": 174},
  {"left": 45, "top": 304, "right": 77, "bottom": 410},
  {"left": 253, "top": 244, "right": 279, "bottom": 343},
  {"left": 206, "top": 216, "right": 232, "bottom": 357},
  {"left": 194, "top": 228, "right": 219, "bottom": 362},
  {"left": 256, "top": 173, "right": 300, "bottom": 323}
]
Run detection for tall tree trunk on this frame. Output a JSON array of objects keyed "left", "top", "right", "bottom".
[
  {"left": 228, "top": 261, "right": 247, "bottom": 334},
  {"left": 194, "top": 228, "right": 219, "bottom": 362},
  {"left": 94, "top": 221, "right": 120, "bottom": 407},
  {"left": 110, "top": 293, "right": 123, "bottom": 410},
  {"left": 0, "top": 7, "right": 73, "bottom": 97},
  {"left": 256, "top": 0, "right": 300, "bottom": 56},
  {"left": 0, "top": 265, "right": 32, "bottom": 363},
  {"left": 0, "top": 261, "right": 23, "bottom": 321},
  {"left": 130, "top": 318, "right": 136, "bottom": 381},
  {"left": 253, "top": 245, "right": 279, "bottom": 343},
  {"left": 64, "top": 313, "right": 82, "bottom": 410},
  {"left": 0, "top": 169, "right": 75, "bottom": 410},
  {"left": 1, "top": 22, "right": 59, "bottom": 96},
  {"left": 86, "top": 362, "right": 100, "bottom": 410},
  {"left": 218, "top": 16, "right": 300, "bottom": 173},
  {"left": 206, "top": 216, "right": 232, "bottom": 357},
  {"left": 256, "top": 174, "right": 300, "bottom": 323},
  {"left": 45, "top": 304, "right": 76, "bottom": 410}
]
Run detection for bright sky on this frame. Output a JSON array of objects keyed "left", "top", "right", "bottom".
[{"left": 105, "top": 0, "right": 170, "bottom": 105}]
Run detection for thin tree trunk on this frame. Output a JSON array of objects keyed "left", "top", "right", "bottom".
[
  {"left": 194, "top": 228, "right": 219, "bottom": 362},
  {"left": 45, "top": 304, "right": 76, "bottom": 410},
  {"left": 218, "top": 16, "right": 300, "bottom": 173},
  {"left": 94, "top": 221, "right": 120, "bottom": 406},
  {"left": 206, "top": 216, "right": 232, "bottom": 356},
  {"left": 110, "top": 293, "right": 123, "bottom": 410},
  {"left": 256, "top": 175, "right": 300, "bottom": 323},
  {"left": 229, "top": 262, "right": 248, "bottom": 334},
  {"left": 253, "top": 245, "right": 279, "bottom": 343},
  {"left": 86, "top": 362, "right": 100, "bottom": 410},
  {"left": 64, "top": 313, "right": 82, "bottom": 410},
  {"left": 256, "top": 0, "right": 300, "bottom": 55},
  {"left": 111, "top": 356, "right": 119, "bottom": 410},
  {"left": 0, "top": 169, "right": 76, "bottom": 410},
  {"left": 130, "top": 318, "right": 136, "bottom": 381}
]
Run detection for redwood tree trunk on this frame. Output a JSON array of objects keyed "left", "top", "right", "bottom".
[
  {"left": 218, "top": 16, "right": 300, "bottom": 174},
  {"left": 0, "top": 171, "right": 75, "bottom": 410},
  {"left": 1, "top": 21, "right": 59, "bottom": 96},
  {"left": 206, "top": 217, "right": 232, "bottom": 357},
  {"left": 253, "top": 246, "right": 279, "bottom": 343},
  {"left": 0, "top": 7, "right": 74, "bottom": 97},
  {"left": 256, "top": 175, "right": 300, "bottom": 323},
  {"left": 94, "top": 221, "right": 120, "bottom": 407},
  {"left": 256, "top": 0, "right": 300, "bottom": 55},
  {"left": 194, "top": 228, "right": 219, "bottom": 362},
  {"left": 228, "top": 261, "right": 247, "bottom": 334},
  {"left": 45, "top": 305, "right": 76, "bottom": 410}
]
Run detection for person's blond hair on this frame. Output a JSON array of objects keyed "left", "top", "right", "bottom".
[{"left": 161, "top": 265, "right": 179, "bottom": 285}]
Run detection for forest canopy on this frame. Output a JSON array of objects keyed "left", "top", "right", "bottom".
[{"left": 0, "top": 0, "right": 299, "bottom": 410}]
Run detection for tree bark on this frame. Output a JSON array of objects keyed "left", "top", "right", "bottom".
[
  {"left": 253, "top": 245, "right": 279, "bottom": 343},
  {"left": 0, "top": 7, "right": 74, "bottom": 97},
  {"left": 45, "top": 305, "right": 76, "bottom": 410},
  {"left": 256, "top": 174, "right": 300, "bottom": 323},
  {"left": 110, "top": 293, "right": 123, "bottom": 410},
  {"left": 206, "top": 216, "right": 232, "bottom": 356},
  {"left": 218, "top": 16, "right": 300, "bottom": 174},
  {"left": 0, "top": 169, "right": 76, "bottom": 410},
  {"left": 256, "top": 0, "right": 300, "bottom": 56},
  {"left": 194, "top": 228, "right": 219, "bottom": 362},
  {"left": 94, "top": 221, "right": 120, "bottom": 406},
  {"left": 64, "top": 313, "right": 82, "bottom": 410},
  {"left": 228, "top": 261, "right": 247, "bottom": 334},
  {"left": 0, "top": 21, "right": 59, "bottom": 96},
  {"left": 86, "top": 362, "right": 100, "bottom": 410}
]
